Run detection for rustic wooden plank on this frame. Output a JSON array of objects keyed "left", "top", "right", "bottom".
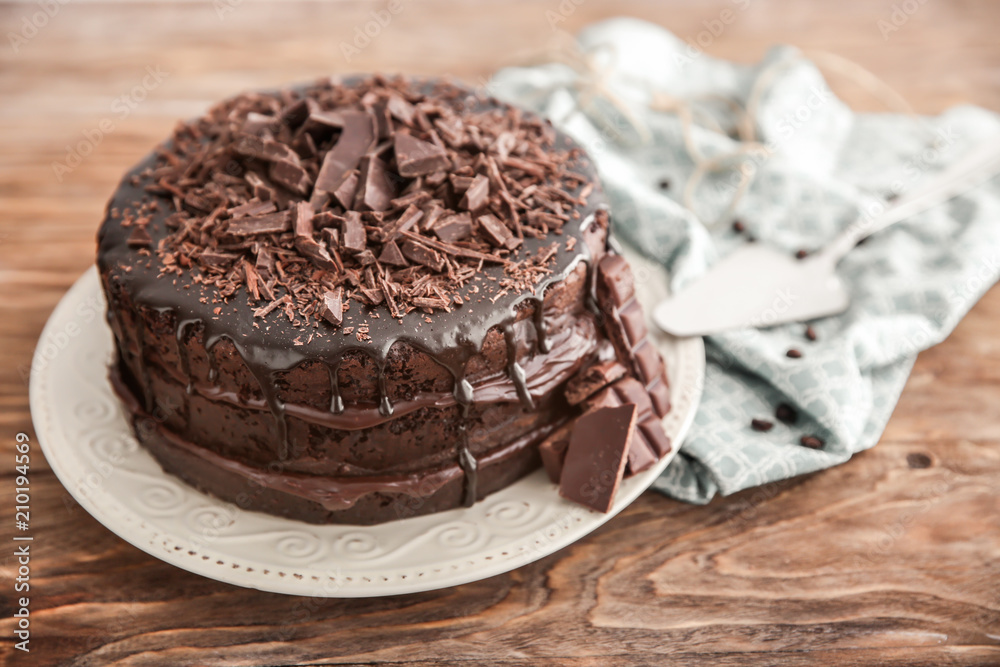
[{"left": 1, "top": 1, "right": 999, "bottom": 665}]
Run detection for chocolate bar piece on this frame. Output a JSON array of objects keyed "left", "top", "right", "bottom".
[
  {"left": 538, "top": 423, "right": 572, "bottom": 483},
  {"left": 559, "top": 404, "right": 637, "bottom": 513}
]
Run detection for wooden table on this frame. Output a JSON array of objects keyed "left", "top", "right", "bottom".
[{"left": 2, "top": 1, "right": 999, "bottom": 665}]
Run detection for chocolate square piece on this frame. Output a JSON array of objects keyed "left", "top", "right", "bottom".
[
  {"left": 610, "top": 377, "right": 653, "bottom": 417},
  {"left": 617, "top": 299, "right": 647, "bottom": 348},
  {"left": 596, "top": 254, "right": 635, "bottom": 308},
  {"left": 538, "top": 423, "right": 573, "bottom": 484},
  {"left": 632, "top": 339, "right": 664, "bottom": 385},
  {"left": 626, "top": 434, "right": 657, "bottom": 475},
  {"left": 638, "top": 417, "right": 671, "bottom": 457},
  {"left": 559, "top": 404, "right": 637, "bottom": 513},
  {"left": 647, "top": 375, "right": 671, "bottom": 417}
]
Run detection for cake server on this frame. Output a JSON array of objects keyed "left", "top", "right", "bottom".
[{"left": 652, "top": 136, "right": 1000, "bottom": 338}]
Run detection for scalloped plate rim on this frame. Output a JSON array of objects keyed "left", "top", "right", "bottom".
[{"left": 30, "top": 264, "right": 703, "bottom": 597}]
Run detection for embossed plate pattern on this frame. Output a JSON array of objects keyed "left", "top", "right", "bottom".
[{"left": 30, "top": 257, "right": 703, "bottom": 597}]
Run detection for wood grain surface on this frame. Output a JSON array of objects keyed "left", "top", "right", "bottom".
[{"left": 1, "top": 1, "right": 999, "bottom": 665}]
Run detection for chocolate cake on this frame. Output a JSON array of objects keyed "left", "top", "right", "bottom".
[{"left": 97, "top": 75, "right": 671, "bottom": 525}]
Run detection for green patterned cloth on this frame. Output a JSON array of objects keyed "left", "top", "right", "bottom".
[{"left": 490, "top": 18, "right": 1000, "bottom": 503}]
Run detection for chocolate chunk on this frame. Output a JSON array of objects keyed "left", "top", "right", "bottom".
[
  {"left": 626, "top": 432, "right": 657, "bottom": 475},
  {"left": 617, "top": 300, "right": 647, "bottom": 347},
  {"left": 610, "top": 377, "right": 653, "bottom": 417},
  {"left": 231, "top": 134, "right": 265, "bottom": 159},
  {"left": 355, "top": 249, "right": 377, "bottom": 266},
  {"left": 381, "top": 204, "right": 423, "bottom": 244},
  {"left": 786, "top": 348, "right": 802, "bottom": 359},
  {"left": 775, "top": 402, "right": 798, "bottom": 425},
  {"left": 341, "top": 212, "right": 367, "bottom": 253},
  {"left": 805, "top": 325, "right": 818, "bottom": 342},
  {"left": 632, "top": 339, "right": 664, "bottom": 384},
  {"left": 751, "top": 418, "right": 774, "bottom": 432},
  {"left": 302, "top": 110, "right": 345, "bottom": 137},
  {"left": 242, "top": 112, "right": 274, "bottom": 135},
  {"left": 294, "top": 236, "right": 339, "bottom": 273},
  {"left": 228, "top": 199, "right": 276, "bottom": 219},
  {"left": 354, "top": 155, "right": 396, "bottom": 212},
  {"left": 538, "top": 423, "right": 572, "bottom": 483},
  {"left": 378, "top": 240, "right": 408, "bottom": 267},
  {"left": 449, "top": 174, "right": 474, "bottom": 193},
  {"left": 386, "top": 94, "right": 416, "bottom": 125},
  {"left": 399, "top": 229, "right": 506, "bottom": 265},
  {"left": 584, "top": 385, "right": 622, "bottom": 411},
  {"left": 477, "top": 213, "right": 512, "bottom": 248},
  {"left": 318, "top": 287, "right": 344, "bottom": 327},
  {"left": 559, "top": 404, "right": 637, "bottom": 513},
  {"left": 126, "top": 225, "right": 152, "bottom": 248},
  {"left": 647, "top": 375, "right": 671, "bottom": 418},
  {"left": 460, "top": 174, "right": 490, "bottom": 211},
  {"left": 368, "top": 104, "right": 392, "bottom": 140},
  {"left": 638, "top": 417, "right": 671, "bottom": 457},
  {"left": 565, "top": 360, "right": 628, "bottom": 405},
  {"left": 332, "top": 170, "right": 359, "bottom": 209},
  {"left": 268, "top": 160, "right": 311, "bottom": 196},
  {"left": 401, "top": 238, "right": 444, "bottom": 271},
  {"left": 800, "top": 435, "right": 825, "bottom": 449},
  {"left": 596, "top": 254, "right": 635, "bottom": 308},
  {"left": 411, "top": 296, "right": 450, "bottom": 310},
  {"left": 292, "top": 201, "right": 314, "bottom": 238},
  {"left": 255, "top": 247, "right": 276, "bottom": 281},
  {"left": 432, "top": 214, "right": 472, "bottom": 243},
  {"left": 321, "top": 227, "right": 339, "bottom": 248},
  {"left": 226, "top": 210, "right": 291, "bottom": 236},
  {"left": 394, "top": 133, "right": 450, "bottom": 177},
  {"left": 278, "top": 97, "right": 316, "bottom": 128},
  {"left": 315, "top": 110, "right": 375, "bottom": 193},
  {"left": 262, "top": 140, "right": 301, "bottom": 165}
]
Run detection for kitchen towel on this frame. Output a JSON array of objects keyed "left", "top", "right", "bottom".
[{"left": 489, "top": 17, "right": 1000, "bottom": 503}]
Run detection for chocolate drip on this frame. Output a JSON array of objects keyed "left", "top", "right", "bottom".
[
  {"left": 454, "top": 377, "right": 474, "bottom": 410},
  {"left": 453, "top": 375, "right": 477, "bottom": 507},
  {"left": 533, "top": 298, "right": 551, "bottom": 354},
  {"left": 326, "top": 361, "right": 345, "bottom": 414},
  {"left": 458, "top": 444, "right": 478, "bottom": 507},
  {"left": 207, "top": 352, "right": 219, "bottom": 383},
  {"left": 377, "top": 365, "right": 394, "bottom": 417},
  {"left": 503, "top": 324, "right": 535, "bottom": 410}
]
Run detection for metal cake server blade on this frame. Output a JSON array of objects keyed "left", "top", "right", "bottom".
[
  {"left": 652, "top": 245, "right": 849, "bottom": 338},
  {"left": 653, "top": 136, "right": 1000, "bottom": 338}
]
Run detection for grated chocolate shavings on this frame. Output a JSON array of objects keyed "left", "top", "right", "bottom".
[{"left": 127, "top": 75, "right": 592, "bottom": 328}]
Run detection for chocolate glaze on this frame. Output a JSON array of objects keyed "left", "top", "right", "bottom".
[{"left": 97, "top": 77, "right": 623, "bottom": 523}]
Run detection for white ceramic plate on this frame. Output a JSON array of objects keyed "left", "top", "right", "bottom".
[{"left": 30, "top": 256, "right": 703, "bottom": 597}]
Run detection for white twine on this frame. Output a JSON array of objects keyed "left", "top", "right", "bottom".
[{"left": 504, "top": 33, "right": 934, "bottom": 228}]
